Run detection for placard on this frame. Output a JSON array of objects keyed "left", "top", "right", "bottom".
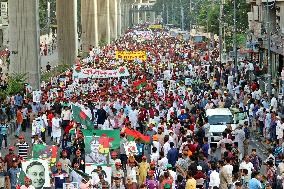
[
  {"left": 22, "top": 159, "right": 51, "bottom": 189},
  {"left": 33, "top": 91, "right": 42, "bottom": 103}
]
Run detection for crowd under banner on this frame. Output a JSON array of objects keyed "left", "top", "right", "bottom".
[
  {"left": 73, "top": 66, "right": 130, "bottom": 79},
  {"left": 115, "top": 51, "right": 147, "bottom": 61}
]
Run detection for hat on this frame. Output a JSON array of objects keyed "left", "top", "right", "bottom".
[
  {"left": 76, "top": 149, "right": 81, "bottom": 154},
  {"left": 57, "top": 162, "right": 62, "bottom": 166},
  {"left": 115, "top": 161, "right": 121, "bottom": 166},
  {"left": 24, "top": 176, "right": 31, "bottom": 182},
  {"left": 111, "top": 151, "right": 118, "bottom": 156},
  {"left": 276, "top": 116, "right": 281, "bottom": 119},
  {"left": 197, "top": 165, "right": 202, "bottom": 171},
  {"left": 142, "top": 156, "right": 147, "bottom": 160},
  {"left": 9, "top": 146, "right": 15, "bottom": 151},
  {"left": 166, "top": 164, "right": 172, "bottom": 168},
  {"left": 150, "top": 161, "right": 156, "bottom": 165},
  {"left": 18, "top": 135, "right": 24, "bottom": 139}
]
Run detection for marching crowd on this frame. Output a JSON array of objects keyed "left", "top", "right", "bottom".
[{"left": 0, "top": 24, "right": 283, "bottom": 189}]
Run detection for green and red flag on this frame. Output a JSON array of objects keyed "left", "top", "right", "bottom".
[
  {"left": 72, "top": 105, "right": 94, "bottom": 130},
  {"left": 81, "top": 129, "right": 121, "bottom": 154},
  {"left": 32, "top": 144, "right": 57, "bottom": 165},
  {"left": 133, "top": 76, "right": 147, "bottom": 90},
  {"left": 124, "top": 128, "right": 151, "bottom": 144}
]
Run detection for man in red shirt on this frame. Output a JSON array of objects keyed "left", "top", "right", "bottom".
[
  {"left": 4, "top": 147, "right": 19, "bottom": 171},
  {"left": 47, "top": 110, "right": 54, "bottom": 137}
]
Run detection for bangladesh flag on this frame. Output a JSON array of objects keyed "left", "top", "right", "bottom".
[
  {"left": 133, "top": 76, "right": 147, "bottom": 90},
  {"left": 124, "top": 128, "right": 151, "bottom": 144},
  {"left": 72, "top": 105, "right": 94, "bottom": 130},
  {"left": 81, "top": 129, "right": 120, "bottom": 154},
  {"left": 32, "top": 144, "right": 57, "bottom": 159}
]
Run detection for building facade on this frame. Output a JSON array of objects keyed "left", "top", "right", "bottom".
[{"left": 247, "top": 0, "right": 284, "bottom": 84}]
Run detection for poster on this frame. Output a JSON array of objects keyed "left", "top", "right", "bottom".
[
  {"left": 84, "top": 136, "right": 108, "bottom": 164},
  {"left": 21, "top": 159, "right": 51, "bottom": 189},
  {"left": 163, "top": 70, "right": 172, "bottom": 80},
  {"left": 85, "top": 164, "right": 112, "bottom": 186},
  {"left": 115, "top": 51, "right": 147, "bottom": 61},
  {"left": 185, "top": 78, "right": 192, "bottom": 86},
  {"left": 157, "top": 81, "right": 165, "bottom": 97},
  {"left": 33, "top": 91, "right": 42, "bottom": 103},
  {"left": 73, "top": 66, "right": 130, "bottom": 79},
  {"left": 63, "top": 182, "right": 79, "bottom": 189},
  {"left": 124, "top": 141, "right": 139, "bottom": 156}
]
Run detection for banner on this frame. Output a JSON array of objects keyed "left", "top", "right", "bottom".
[
  {"left": 32, "top": 144, "right": 57, "bottom": 165},
  {"left": 21, "top": 159, "right": 51, "bottom": 189},
  {"left": 73, "top": 66, "right": 130, "bottom": 79},
  {"left": 115, "top": 51, "right": 147, "bottom": 61},
  {"left": 148, "top": 24, "right": 163, "bottom": 29},
  {"left": 33, "top": 91, "right": 42, "bottom": 102}
]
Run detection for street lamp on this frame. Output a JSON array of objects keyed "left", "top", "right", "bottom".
[
  {"left": 233, "top": 0, "right": 237, "bottom": 81},
  {"left": 266, "top": 0, "right": 272, "bottom": 98}
]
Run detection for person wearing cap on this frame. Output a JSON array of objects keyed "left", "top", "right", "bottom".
[
  {"left": 20, "top": 176, "right": 35, "bottom": 189},
  {"left": 112, "top": 161, "right": 124, "bottom": 184},
  {"left": 52, "top": 161, "right": 69, "bottom": 189},
  {"left": 145, "top": 170, "right": 158, "bottom": 189},
  {"left": 15, "top": 135, "right": 29, "bottom": 160},
  {"left": 138, "top": 156, "right": 149, "bottom": 185},
  {"left": 58, "top": 150, "right": 71, "bottom": 174},
  {"left": 4, "top": 147, "right": 18, "bottom": 172}
]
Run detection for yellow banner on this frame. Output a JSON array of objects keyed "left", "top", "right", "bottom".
[
  {"left": 148, "top": 25, "right": 163, "bottom": 29},
  {"left": 115, "top": 51, "right": 147, "bottom": 61}
]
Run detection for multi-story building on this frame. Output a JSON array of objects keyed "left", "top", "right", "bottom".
[
  {"left": 247, "top": 0, "right": 284, "bottom": 82},
  {"left": 0, "top": 1, "right": 8, "bottom": 49}
]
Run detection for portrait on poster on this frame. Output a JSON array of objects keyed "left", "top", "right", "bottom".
[
  {"left": 85, "top": 136, "right": 107, "bottom": 164},
  {"left": 21, "top": 159, "right": 50, "bottom": 189}
]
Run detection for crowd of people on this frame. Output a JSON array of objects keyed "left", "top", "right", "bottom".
[{"left": 0, "top": 24, "right": 283, "bottom": 189}]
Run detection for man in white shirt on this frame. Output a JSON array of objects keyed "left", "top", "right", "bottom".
[
  {"left": 239, "top": 155, "right": 254, "bottom": 183},
  {"left": 61, "top": 106, "right": 71, "bottom": 130},
  {"left": 158, "top": 151, "right": 168, "bottom": 171},
  {"left": 209, "top": 163, "right": 220, "bottom": 188}
]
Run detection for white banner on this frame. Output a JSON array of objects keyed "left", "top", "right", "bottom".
[{"left": 73, "top": 66, "right": 130, "bottom": 79}]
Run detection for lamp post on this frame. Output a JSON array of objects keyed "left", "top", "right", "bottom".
[
  {"left": 233, "top": 0, "right": 238, "bottom": 81},
  {"left": 266, "top": 0, "right": 272, "bottom": 98}
]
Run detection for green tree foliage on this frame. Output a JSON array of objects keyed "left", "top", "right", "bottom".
[
  {"left": 154, "top": 0, "right": 249, "bottom": 50},
  {"left": 0, "top": 73, "right": 27, "bottom": 99}
]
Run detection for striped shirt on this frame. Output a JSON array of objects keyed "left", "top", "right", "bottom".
[{"left": 16, "top": 142, "right": 29, "bottom": 159}]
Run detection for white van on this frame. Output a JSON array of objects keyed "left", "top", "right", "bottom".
[{"left": 206, "top": 108, "right": 233, "bottom": 147}]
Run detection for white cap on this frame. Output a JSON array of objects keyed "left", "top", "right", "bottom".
[{"left": 197, "top": 165, "right": 202, "bottom": 171}]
